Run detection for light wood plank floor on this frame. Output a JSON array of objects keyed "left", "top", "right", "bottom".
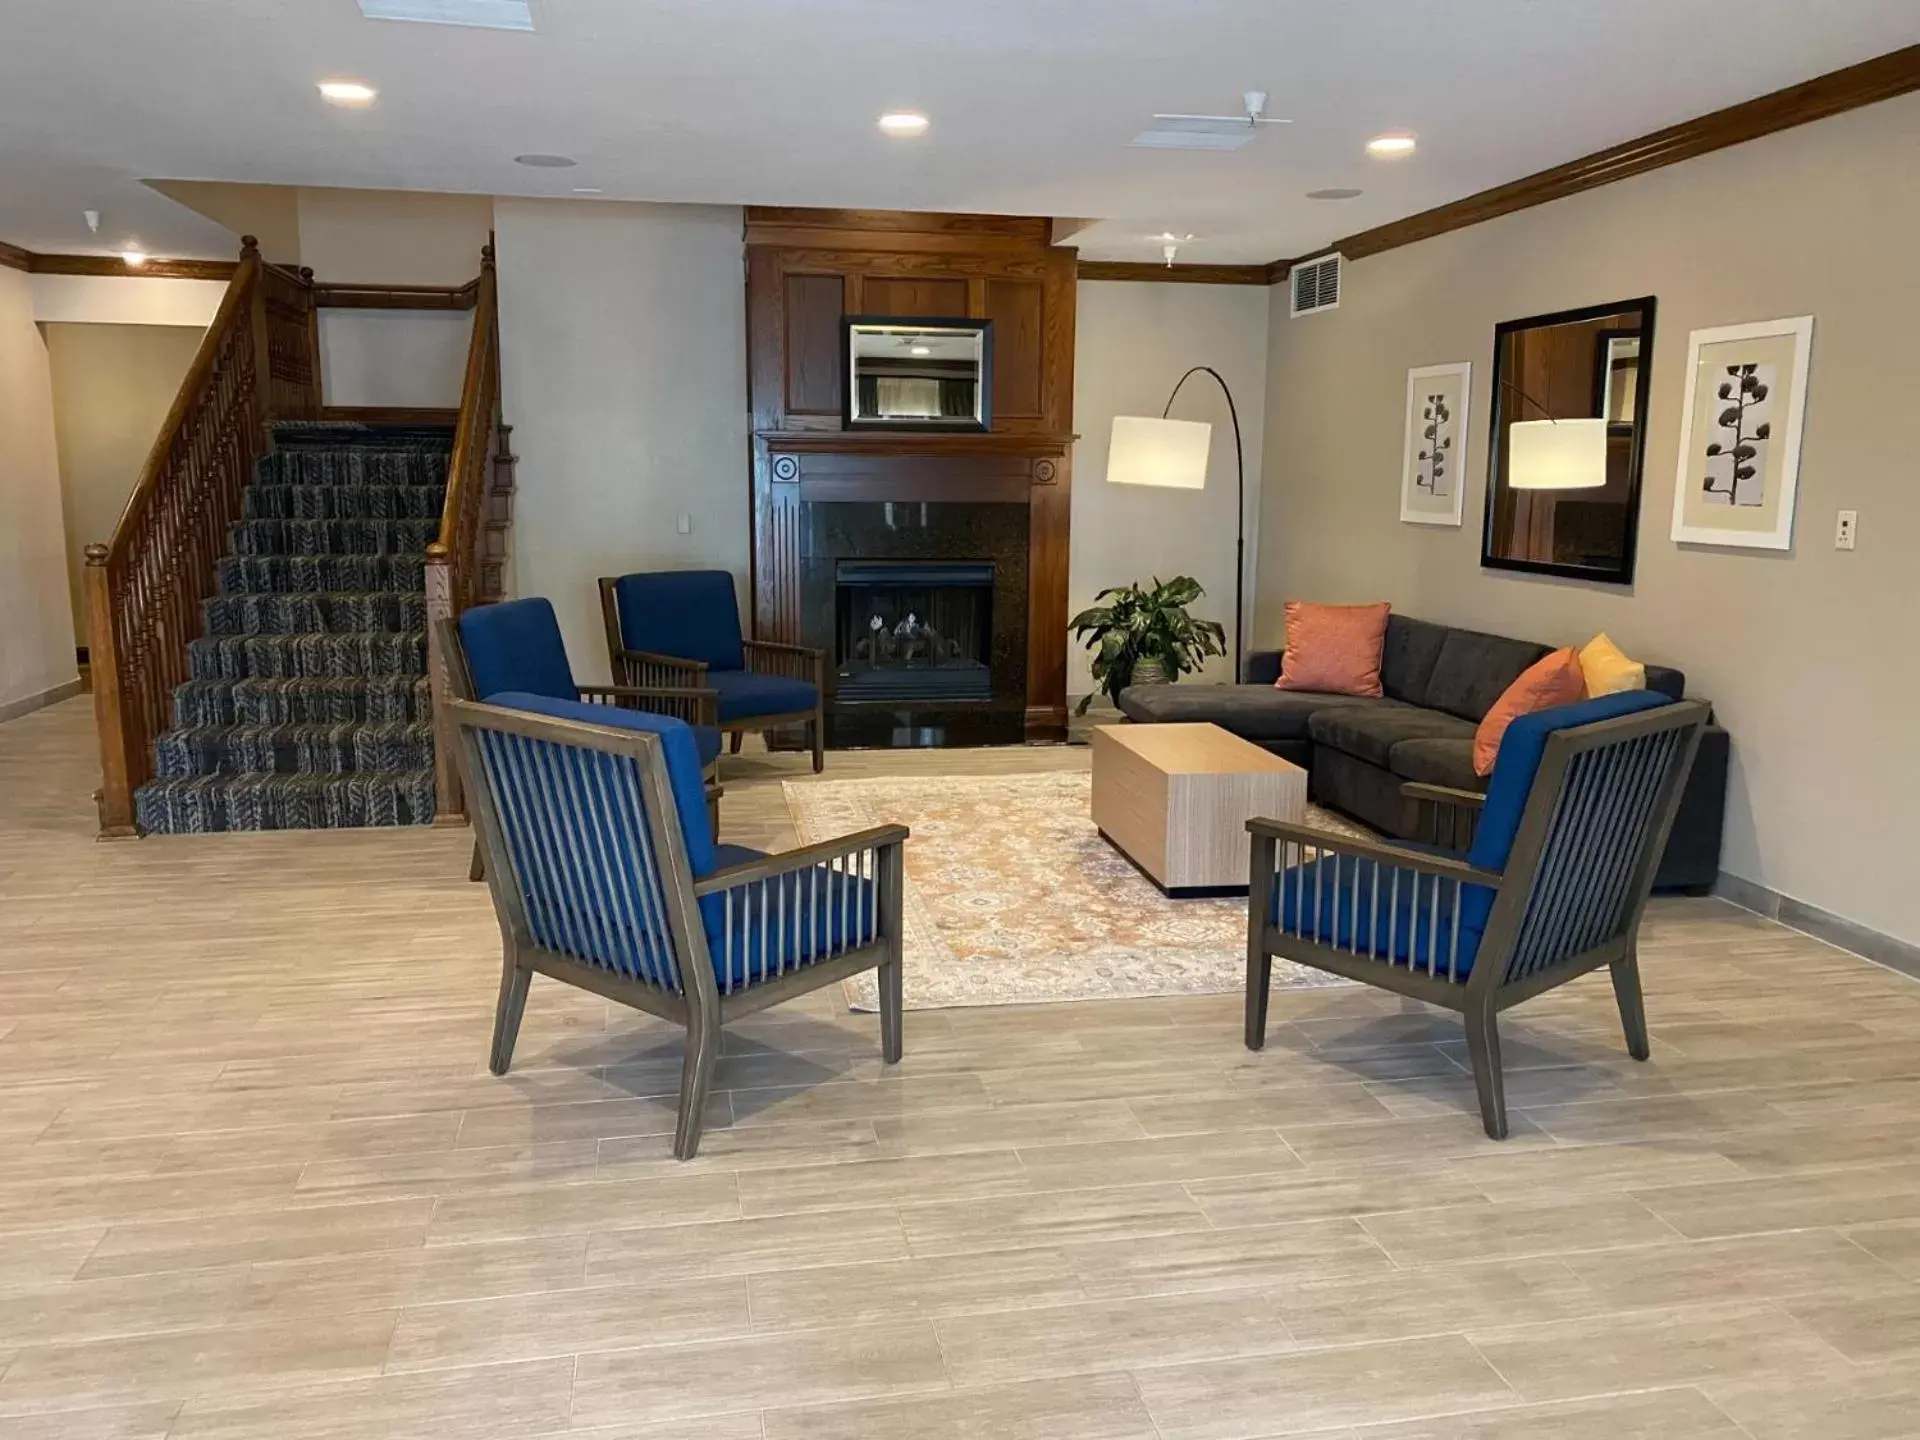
[{"left": 4, "top": 698, "right": 1920, "bottom": 1438}]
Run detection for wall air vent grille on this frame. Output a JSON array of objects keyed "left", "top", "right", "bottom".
[{"left": 1290, "top": 253, "right": 1342, "bottom": 316}]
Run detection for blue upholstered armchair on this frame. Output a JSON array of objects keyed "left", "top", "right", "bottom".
[
  {"left": 443, "top": 599, "right": 724, "bottom": 872},
  {"left": 599, "top": 570, "right": 826, "bottom": 772},
  {"left": 445, "top": 695, "right": 906, "bottom": 1159},
  {"left": 1245, "top": 691, "right": 1710, "bottom": 1140}
]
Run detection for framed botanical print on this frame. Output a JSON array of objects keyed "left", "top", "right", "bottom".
[
  {"left": 1400, "top": 361, "right": 1471, "bottom": 526},
  {"left": 1670, "top": 316, "right": 1814, "bottom": 550}
]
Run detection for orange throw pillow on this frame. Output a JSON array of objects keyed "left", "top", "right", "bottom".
[
  {"left": 1473, "top": 647, "right": 1587, "bottom": 776},
  {"left": 1275, "top": 601, "right": 1390, "bottom": 697}
]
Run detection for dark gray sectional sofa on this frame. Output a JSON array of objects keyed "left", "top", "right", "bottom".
[{"left": 1116, "top": 613, "right": 1729, "bottom": 892}]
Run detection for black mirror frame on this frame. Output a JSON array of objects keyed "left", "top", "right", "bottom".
[
  {"left": 1482, "top": 295, "right": 1657, "bottom": 586},
  {"left": 840, "top": 316, "right": 994, "bottom": 433}
]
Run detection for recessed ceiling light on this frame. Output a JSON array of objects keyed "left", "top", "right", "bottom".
[
  {"left": 1306, "top": 188, "right": 1363, "bottom": 201},
  {"left": 120, "top": 249, "right": 148, "bottom": 267},
  {"left": 318, "top": 80, "right": 378, "bottom": 106},
  {"left": 878, "top": 111, "right": 930, "bottom": 137},
  {"left": 571, "top": 186, "right": 603, "bottom": 195},
  {"left": 910, "top": 345, "right": 932, "bottom": 356},
  {"left": 514, "top": 153, "right": 577, "bottom": 168},
  {"left": 1366, "top": 133, "right": 1417, "bottom": 158}
]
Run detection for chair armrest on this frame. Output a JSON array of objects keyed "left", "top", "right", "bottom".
[
  {"left": 577, "top": 684, "right": 720, "bottom": 729},
  {"left": 742, "top": 639, "right": 824, "bottom": 684},
  {"left": 742, "top": 639, "right": 823, "bottom": 661},
  {"left": 1400, "top": 782, "right": 1486, "bottom": 810},
  {"left": 693, "top": 824, "right": 909, "bottom": 896},
  {"left": 612, "top": 648, "right": 709, "bottom": 690},
  {"left": 1246, "top": 817, "right": 1502, "bottom": 888}
]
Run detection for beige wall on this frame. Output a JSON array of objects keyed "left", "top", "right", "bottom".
[
  {"left": 493, "top": 198, "right": 751, "bottom": 683},
  {"left": 43, "top": 323, "right": 206, "bottom": 643},
  {"left": 1072, "top": 281, "right": 1269, "bottom": 697},
  {"left": 1259, "top": 92, "right": 1920, "bottom": 945},
  {"left": 294, "top": 188, "right": 495, "bottom": 286},
  {"left": 0, "top": 267, "right": 77, "bottom": 713}
]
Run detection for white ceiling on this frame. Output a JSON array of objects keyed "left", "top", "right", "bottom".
[{"left": 1, "top": 1, "right": 1913, "bottom": 264}]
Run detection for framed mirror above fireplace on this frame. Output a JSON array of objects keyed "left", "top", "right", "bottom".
[{"left": 843, "top": 318, "right": 993, "bottom": 431}]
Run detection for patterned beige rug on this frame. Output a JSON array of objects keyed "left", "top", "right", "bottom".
[{"left": 784, "top": 770, "right": 1365, "bottom": 1011}]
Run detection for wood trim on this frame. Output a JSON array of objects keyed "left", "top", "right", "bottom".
[
  {"left": 0, "top": 239, "right": 30, "bottom": 272},
  {"left": 758, "top": 428, "right": 1075, "bottom": 456},
  {"left": 322, "top": 405, "right": 461, "bottom": 426},
  {"left": 1290, "top": 43, "right": 1920, "bottom": 270},
  {"left": 313, "top": 281, "right": 479, "bottom": 311},
  {"left": 24, "top": 252, "right": 238, "bottom": 281},
  {"left": 748, "top": 207, "right": 1051, "bottom": 247},
  {"left": 1076, "top": 260, "right": 1270, "bottom": 286}
]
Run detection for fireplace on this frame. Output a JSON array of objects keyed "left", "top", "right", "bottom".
[{"left": 834, "top": 561, "right": 994, "bottom": 702}]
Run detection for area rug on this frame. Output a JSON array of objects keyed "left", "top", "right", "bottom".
[{"left": 784, "top": 770, "right": 1367, "bottom": 1011}]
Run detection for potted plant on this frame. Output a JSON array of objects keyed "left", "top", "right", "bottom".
[{"left": 1070, "top": 576, "right": 1227, "bottom": 715}]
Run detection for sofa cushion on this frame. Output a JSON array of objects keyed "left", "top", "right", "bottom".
[
  {"left": 1387, "top": 737, "right": 1483, "bottom": 792},
  {"left": 1644, "top": 664, "right": 1686, "bottom": 701},
  {"left": 1473, "top": 647, "right": 1588, "bottom": 777},
  {"left": 1117, "top": 684, "right": 1380, "bottom": 746},
  {"left": 1307, "top": 703, "right": 1476, "bottom": 769},
  {"left": 1380, "top": 615, "right": 1451, "bottom": 708},
  {"left": 1422, "top": 629, "right": 1553, "bottom": 722},
  {"left": 709, "top": 669, "right": 818, "bottom": 724},
  {"left": 1276, "top": 601, "right": 1390, "bottom": 696}
]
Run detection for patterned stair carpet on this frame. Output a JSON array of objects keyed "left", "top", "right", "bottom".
[{"left": 134, "top": 424, "right": 453, "bottom": 833}]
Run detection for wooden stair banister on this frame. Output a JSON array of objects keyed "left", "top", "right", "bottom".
[
  {"left": 86, "top": 236, "right": 321, "bottom": 836},
  {"left": 425, "top": 243, "right": 506, "bottom": 823}
]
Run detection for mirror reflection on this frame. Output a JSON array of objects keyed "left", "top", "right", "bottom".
[
  {"left": 1484, "top": 296, "right": 1656, "bottom": 584},
  {"left": 843, "top": 319, "right": 992, "bottom": 430}
]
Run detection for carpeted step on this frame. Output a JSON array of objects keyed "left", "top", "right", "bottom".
[
  {"left": 243, "top": 484, "right": 446, "bottom": 521},
  {"left": 255, "top": 450, "right": 450, "bottom": 487},
  {"left": 134, "top": 771, "right": 436, "bottom": 833},
  {"left": 172, "top": 676, "right": 433, "bottom": 727},
  {"left": 228, "top": 518, "right": 439, "bottom": 557},
  {"left": 154, "top": 721, "right": 436, "bottom": 778},
  {"left": 204, "top": 591, "right": 427, "bottom": 637},
  {"left": 219, "top": 554, "right": 427, "bottom": 594},
  {"left": 188, "top": 631, "right": 427, "bottom": 681}
]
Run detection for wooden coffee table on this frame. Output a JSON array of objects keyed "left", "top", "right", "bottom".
[{"left": 1091, "top": 722, "right": 1307, "bottom": 894}]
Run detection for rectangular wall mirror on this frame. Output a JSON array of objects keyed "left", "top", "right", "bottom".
[
  {"left": 1484, "top": 296, "right": 1656, "bottom": 584},
  {"left": 843, "top": 318, "right": 993, "bottom": 431}
]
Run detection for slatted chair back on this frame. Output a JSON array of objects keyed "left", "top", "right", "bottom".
[
  {"left": 448, "top": 697, "right": 715, "bottom": 1011},
  {"left": 1471, "top": 699, "right": 1708, "bottom": 998}
]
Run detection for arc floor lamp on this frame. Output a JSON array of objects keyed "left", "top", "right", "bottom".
[{"left": 1106, "top": 365, "right": 1247, "bottom": 682}]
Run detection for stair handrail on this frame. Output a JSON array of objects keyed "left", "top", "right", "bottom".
[
  {"left": 85, "top": 236, "right": 320, "bottom": 836},
  {"left": 424, "top": 243, "right": 502, "bottom": 822}
]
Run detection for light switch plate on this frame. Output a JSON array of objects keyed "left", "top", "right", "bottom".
[
  {"left": 676, "top": 513, "right": 693, "bottom": 536},
  {"left": 1835, "top": 510, "right": 1857, "bottom": 550}
]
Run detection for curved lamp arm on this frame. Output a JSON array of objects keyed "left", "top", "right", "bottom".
[{"left": 1162, "top": 365, "right": 1246, "bottom": 684}]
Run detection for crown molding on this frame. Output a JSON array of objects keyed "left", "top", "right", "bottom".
[
  {"left": 1283, "top": 43, "right": 1920, "bottom": 275},
  {"left": 23, "top": 252, "right": 238, "bottom": 281},
  {"left": 1076, "top": 260, "right": 1270, "bottom": 286},
  {"left": 0, "top": 239, "right": 30, "bottom": 272}
]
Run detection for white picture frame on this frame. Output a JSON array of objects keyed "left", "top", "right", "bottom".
[
  {"left": 1670, "top": 316, "right": 1814, "bottom": 550},
  {"left": 1399, "top": 362, "right": 1471, "bottom": 526}
]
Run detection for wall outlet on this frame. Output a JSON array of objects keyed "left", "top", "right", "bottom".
[
  {"left": 1835, "top": 510, "right": 1857, "bottom": 550},
  {"left": 677, "top": 512, "right": 693, "bottom": 536}
]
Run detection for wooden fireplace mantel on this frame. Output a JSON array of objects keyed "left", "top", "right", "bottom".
[{"left": 744, "top": 207, "right": 1078, "bottom": 742}]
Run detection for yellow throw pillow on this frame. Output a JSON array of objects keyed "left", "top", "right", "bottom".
[{"left": 1579, "top": 633, "right": 1646, "bottom": 697}]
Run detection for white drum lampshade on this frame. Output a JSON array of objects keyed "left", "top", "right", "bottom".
[
  {"left": 1107, "top": 415, "right": 1212, "bottom": 489},
  {"left": 1508, "top": 418, "right": 1608, "bottom": 490}
]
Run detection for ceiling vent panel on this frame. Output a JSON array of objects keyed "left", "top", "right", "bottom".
[
  {"left": 1289, "top": 254, "right": 1342, "bottom": 316},
  {"left": 359, "top": 0, "right": 534, "bottom": 30},
  {"left": 1129, "top": 126, "right": 1255, "bottom": 152}
]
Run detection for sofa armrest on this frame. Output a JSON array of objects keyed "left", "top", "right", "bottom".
[{"left": 1245, "top": 650, "right": 1283, "bottom": 686}]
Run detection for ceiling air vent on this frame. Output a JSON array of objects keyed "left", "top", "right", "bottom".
[{"left": 1289, "top": 253, "right": 1342, "bottom": 317}]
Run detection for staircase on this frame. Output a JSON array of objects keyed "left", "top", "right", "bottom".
[{"left": 133, "top": 425, "right": 449, "bottom": 832}]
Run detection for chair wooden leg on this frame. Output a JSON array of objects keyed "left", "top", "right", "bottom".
[
  {"left": 729, "top": 731, "right": 744, "bottom": 755},
  {"left": 1244, "top": 946, "right": 1272, "bottom": 1051},
  {"left": 1245, "top": 834, "right": 1274, "bottom": 1051},
  {"left": 878, "top": 957, "right": 903, "bottom": 1064},
  {"left": 811, "top": 707, "right": 825, "bottom": 774},
  {"left": 1464, "top": 1002, "right": 1508, "bottom": 1140},
  {"left": 1610, "top": 947, "right": 1651, "bottom": 1061},
  {"left": 489, "top": 952, "right": 531, "bottom": 1076},
  {"left": 674, "top": 1015, "right": 721, "bottom": 1160},
  {"left": 469, "top": 841, "right": 485, "bottom": 883},
  {"left": 877, "top": 845, "right": 904, "bottom": 1063}
]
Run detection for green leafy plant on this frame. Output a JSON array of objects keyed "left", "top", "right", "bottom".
[{"left": 1070, "top": 576, "right": 1227, "bottom": 715}]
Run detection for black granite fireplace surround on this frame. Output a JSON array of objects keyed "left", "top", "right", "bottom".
[{"left": 800, "top": 500, "right": 1029, "bottom": 747}]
